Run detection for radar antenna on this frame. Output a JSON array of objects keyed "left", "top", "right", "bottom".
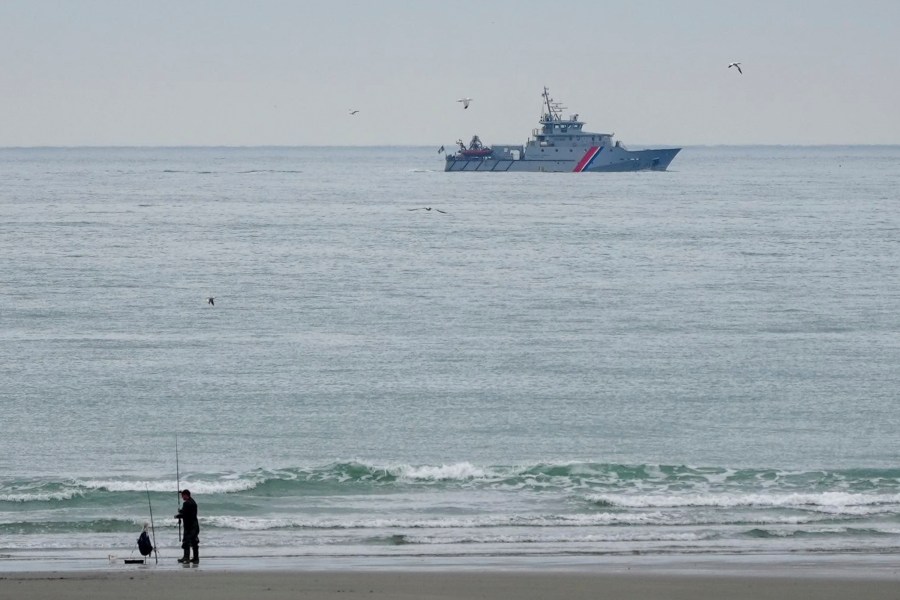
[{"left": 542, "top": 87, "right": 567, "bottom": 121}]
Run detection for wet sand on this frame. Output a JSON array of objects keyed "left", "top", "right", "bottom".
[{"left": 2, "top": 568, "right": 900, "bottom": 600}]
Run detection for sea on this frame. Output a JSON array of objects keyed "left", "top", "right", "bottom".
[{"left": 1, "top": 145, "right": 899, "bottom": 572}]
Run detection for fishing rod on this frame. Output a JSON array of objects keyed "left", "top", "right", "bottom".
[
  {"left": 145, "top": 485, "right": 159, "bottom": 565},
  {"left": 175, "top": 433, "right": 182, "bottom": 543}
]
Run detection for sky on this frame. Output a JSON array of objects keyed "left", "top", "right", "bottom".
[{"left": 1, "top": 0, "right": 899, "bottom": 146}]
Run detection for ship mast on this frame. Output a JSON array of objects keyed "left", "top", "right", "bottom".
[
  {"left": 543, "top": 87, "right": 553, "bottom": 119},
  {"left": 541, "top": 87, "right": 566, "bottom": 122}
]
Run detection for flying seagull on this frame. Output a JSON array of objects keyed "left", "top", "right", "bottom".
[
  {"left": 728, "top": 62, "right": 742, "bottom": 74},
  {"left": 408, "top": 207, "right": 447, "bottom": 214},
  {"left": 457, "top": 97, "right": 472, "bottom": 109},
  {"left": 349, "top": 109, "right": 359, "bottom": 115},
  {"left": 207, "top": 297, "right": 215, "bottom": 306}
]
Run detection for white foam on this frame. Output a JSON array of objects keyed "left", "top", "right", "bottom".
[
  {"left": 586, "top": 491, "right": 900, "bottom": 511},
  {"left": 388, "top": 462, "right": 489, "bottom": 481},
  {"left": 201, "top": 511, "right": 682, "bottom": 531},
  {"left": 0, "top": 489, "right": 82, "bottom": 502},
  {"left": 79, "top": 478, "right": 261, "bottom": 494}
]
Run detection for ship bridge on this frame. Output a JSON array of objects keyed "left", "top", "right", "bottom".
[
  {"left": 538, "top": 118, "right": 584, "bottom": 136},
  {"left": 534, "top": 87, "right": 611, "bottom": 142},
  {"left": 531, "top": 101, "right": 613, "bottom": 149}
]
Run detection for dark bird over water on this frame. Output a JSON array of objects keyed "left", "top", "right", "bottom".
[
  {"left": 728, "top": 62, "right": 742, "bottom": 74},
  {"left": 349, "top": 109, "right": 359, "bottom": 115},
  {"left": 408, "top": 207, "right": 447, "bottom": 214},
  {"left": 207, "top": 297, "right": 215, "bottom": 306}
]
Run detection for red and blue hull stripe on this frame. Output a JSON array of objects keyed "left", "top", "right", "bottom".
[{"left": 573, "top": 146, "right": 602, "bottom": 172}]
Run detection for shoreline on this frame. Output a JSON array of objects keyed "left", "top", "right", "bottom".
[
  {"left": 4, "top": 550, "right": 900, "bottom": 570},
  {"left": 3, "top": 551, "right": 899, "bottom": 576}
]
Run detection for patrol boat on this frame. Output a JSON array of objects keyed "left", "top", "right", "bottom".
[{"left": 444, "top": 87, "right": 680, "bottom": 172}]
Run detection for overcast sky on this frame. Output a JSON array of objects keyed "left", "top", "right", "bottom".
[{"left": 2, "top": 0, "right": 898, "bottom": 146}]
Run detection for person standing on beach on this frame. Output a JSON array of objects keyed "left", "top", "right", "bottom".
[{"left": 175, "top": 489, "right": 200, "bottom": 564}]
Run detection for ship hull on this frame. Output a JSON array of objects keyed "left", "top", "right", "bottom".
[{"left": 445, "top": 147, "right": 680, "bottom": 172}]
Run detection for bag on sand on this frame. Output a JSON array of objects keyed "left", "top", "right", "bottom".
[{"left": 137, "top": 531, "right": 153, "bottom": 556}]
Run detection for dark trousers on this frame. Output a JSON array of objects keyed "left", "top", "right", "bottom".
[{"left": 182, "top": 527, "right": 199, "bottom": 550}]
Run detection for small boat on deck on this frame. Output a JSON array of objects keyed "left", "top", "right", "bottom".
[{"left": 457, "top": 135, "right": 493, "bottom": 157}]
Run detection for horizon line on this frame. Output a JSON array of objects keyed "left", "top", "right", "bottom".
[{"left": 2, "top": 143, "right": 899, "bottom": 150}]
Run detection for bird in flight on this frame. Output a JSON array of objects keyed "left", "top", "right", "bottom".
[
  {"left": 727, "top": 62, "right": 742, "bottom": 74},
  {"left": 349, "top": 109, "right": 359, "bottom": 115},
  {"left": 408, "top": 207, "right": 447, "bottom": 214},
  {"left": 457, "top": 97, "right": 472, "bottom": 109},
  {"left": 207, "top": 297, "right": 215, "bottom": 306}
]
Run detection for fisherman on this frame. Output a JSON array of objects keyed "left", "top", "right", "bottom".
[{"left": 175, "top": 489, "right": 200, "bottom": 564}]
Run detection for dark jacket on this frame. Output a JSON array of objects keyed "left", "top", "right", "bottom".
[{"left": 178, "top": 497, "right": 199, "bottom": 536}]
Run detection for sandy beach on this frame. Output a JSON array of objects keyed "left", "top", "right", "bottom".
[{"left": 2, "top": 566, "right": 899, "bottom": 600}]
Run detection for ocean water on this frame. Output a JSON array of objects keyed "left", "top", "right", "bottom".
[{"left": 1, "top": 145, "right": 899, "bottom": 570}]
